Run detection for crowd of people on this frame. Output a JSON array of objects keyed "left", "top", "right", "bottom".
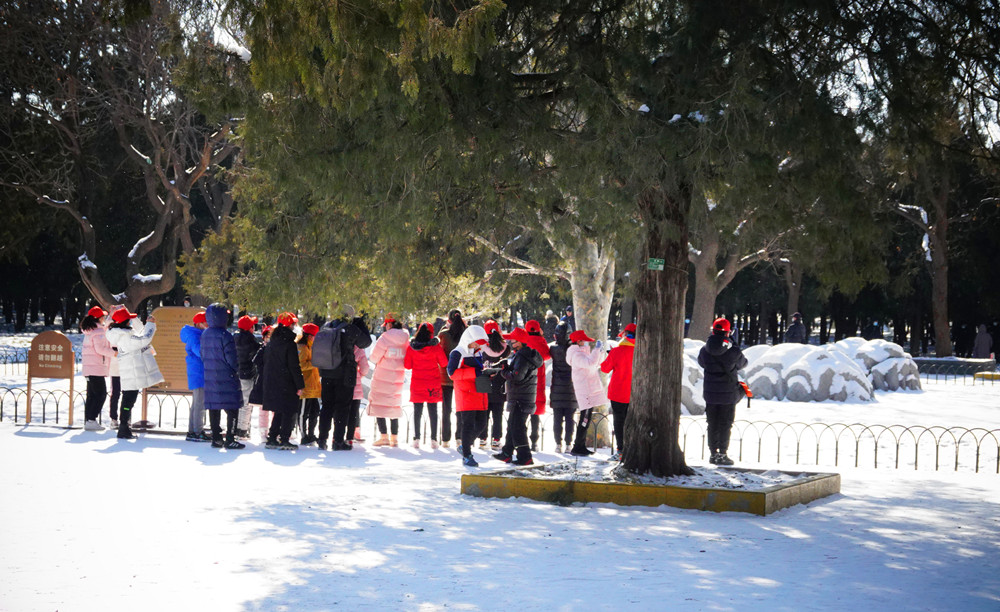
[{"left": 79, "top": 302, "right": 749, "bottom": 468}]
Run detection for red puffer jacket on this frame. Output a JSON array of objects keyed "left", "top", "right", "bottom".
[
  {"left": 450, "top": 357, "right": 487, "bottom": 411},
  {"left": 601, "top": 338, "right": 635, "bottom": 403},
  {"left": 404, "top": 339, "right": 448, "bottom": 403}
]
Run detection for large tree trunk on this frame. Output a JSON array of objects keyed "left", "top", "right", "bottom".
[
  {"left": 687, "top": 232, "right": 719, "bottom": 340},
  {"left": 784, "top": 261, "right": 803, "bottom": 319},
  {"left": 928, "top": 192, "right": 951, "bottom": 357},
  {"left": 622, "top": 186, "right": 693, "bottom": 477},
  {"left": 567, "top": 241, "right": 615, "bottom": 344}
]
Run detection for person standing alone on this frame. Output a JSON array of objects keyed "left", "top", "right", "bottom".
[{"left": 697, "top": 317, "right": 748, "bottom": 466}]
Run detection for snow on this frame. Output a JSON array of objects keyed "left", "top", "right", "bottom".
[
  {"left": 638, "top": 104, "right": 650, "bottom": 113},
  {"left": 2, "top": 332, "right": 999, "bottom": 611},
  {"left": 127, "top": 231, "right": 156, "bottom": 259},
  {"left": 131, "top": 273, "right": 163, "bottom": 283},
  {"left": 77, "top": 253, "right": 98, "bottom": 270}
]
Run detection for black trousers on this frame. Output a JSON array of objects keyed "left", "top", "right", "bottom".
[
  {"left": 551, "top": 405, "right": 575, "bottom": 445},
  {"left": 529, "top": 413, "right": 540, "bottom": 444},
  {"left": 705, "top": 403, "right": 736, "bottom": 454},
  {"left": 572, "top": 408, "right": 593, "bottom": 450},
  {"left": 611, "top": 400, "right": 629, "bottom": 451},
  {"left": 460, "top": 410, "right": 488, "bottom": 457},
  {"left": 440, "top": 386, "right": 454, "bottom": 442},
  {"left": 479, "top": 396, "right": 504, "bottom": 441},
  {"left": 84, "top": 376, "right": 107, "bottom": 421},
  {"left": 117, "top": 389, "right": 138, "bottom": 434},
  {"left": 301, "top": 398, "right": 320, "bottom": 436},
  {"left": 320, "top": 377, "right": 354, "bottom": 445},
  {"left": 413, "top": 402, "right": 439, "bottom": 441},
  {"left": 268, "top": 410, "right": 296, "bottom": 442},
  {"left": 210, "top": 408, "right": 239, "bottom": 440},
  {"left": 501, "top": 401, "right": 533, "bottom": 461},
  {"left": 109, "top": 376, "right": 121, "bottom": 420},
  {"left": 376, "top": 417, "right": 399, "bottom": 435}
]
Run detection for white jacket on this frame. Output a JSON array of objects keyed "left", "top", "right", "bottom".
[
  {"left": 566, "top": 344, "right": 606, "bottom": 411},
  {"left": 106, "top": 321, "right": 164, "bottom": 391}
]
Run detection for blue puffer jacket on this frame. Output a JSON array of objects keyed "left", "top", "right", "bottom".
[
  {"left": 179, "top": 324, "right": 205, "bottom": 390},
  {"left": 200, "top": 303, "right": 243, "bottom": 411}
]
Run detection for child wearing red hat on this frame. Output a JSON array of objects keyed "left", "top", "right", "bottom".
[
  {"left": 697, "top": 317, "right": 747, "bottom": 466},
  {"left": 601, "top": 323, "right": 636, "bottom": 461},
  {"left": 106, "top": 308, "right": 163, "bottom": 439},
  {"left": 492, "top": 327, "right": 544, "bottom": 465},
  {"left": 404, "top": 322, "right": 449, "bottom": 449},
  {"left": 80, "top": 306, "right": 115, "bottom": 431},
  {"left": 523, "top": 320, "right": 552, "bottom": 452},
  {"left": 297, "top": 323, "right": 322, "bottom": 445},
  {"left": 180, "top": 310, "right": 211, "bottom": 442},
  {"left": 235, "top": 315, "right": 260, "bottom": 439},
  {"left": 480, "top": 320, "right": 511, "bottom": 450}
]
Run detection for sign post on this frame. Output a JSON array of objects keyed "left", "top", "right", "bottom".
[
  {"left": 139, "top": 306, "right": 201, "bottom": 427},
  {"left": 27, "top": 331, "right": 76, "bottom": 425}
]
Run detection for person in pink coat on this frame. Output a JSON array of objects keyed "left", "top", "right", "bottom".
[
  {"left": 367, "top": 317, "right": 410, "bottom": 447},
  {"left": 81, "top": 306, "right": 116, "bottom": 431},
  {"left": 404, "top": 322, "right": 449, "bottom": 448},
  {"left": 351, "top": 344, "right": 370, "bottom": 444},
  {"left": 565, "top": 329, "right": 606, "bottom": 456}
]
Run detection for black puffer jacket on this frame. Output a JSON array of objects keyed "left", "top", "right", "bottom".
[
  {"left": 317, "top": 317, "right": 373, "bottom": 387},
  {"left": 235, "top": 329, "right": 260, "bottom": 380},
  {"left": 548, "top": 325, "right": 577, "bottom": 411},
  {"left": 260, "top": 325, "right": 305, "bottom": 414},
  {"left": 502, "top": 345, "right": 543, "bottom": 410},
  {"left": 697, "top": 331, "right": 748, "bottom": 405}
]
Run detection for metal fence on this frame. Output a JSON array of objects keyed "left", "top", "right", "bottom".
[
  {"left": 918, "top": 367, "right": 998, "bottom": 385},
  {"left": 0, "top": 347, "right": 83, "bottom": 377},
  {"left": 3, "top": 385, "right": 997, "bottom": 475}
]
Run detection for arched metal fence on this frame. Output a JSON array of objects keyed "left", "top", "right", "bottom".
[
  {"left": 918, "top": 366, "right": 998, "bottom": 385},
  {"left": 2, "top": 386, "right": 997, "bottom": 474}
]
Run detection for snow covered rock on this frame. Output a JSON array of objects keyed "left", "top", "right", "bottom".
[
  {"left": 681, "top": 351, "right": 705, "bottom": 415},
  {"left": 741, "top": 337, "right": 921, "bottom": 402}
]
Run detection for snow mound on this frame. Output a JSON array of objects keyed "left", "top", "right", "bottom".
[
  {"left": 681, "top": 350, "right": 705, "bottom": 415},
  {"left": 743, "top": 337, "right": 921, "bottom": 402}
]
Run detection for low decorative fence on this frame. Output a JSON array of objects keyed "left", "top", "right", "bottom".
[{"left": 3, "top": 385, "right": 996, "bottom": 475}]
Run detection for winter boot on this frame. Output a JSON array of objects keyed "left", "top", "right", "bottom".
[
  {"left": 84, "top": 420, "right": 104, "bottom": 431},
  {"left": 373, "top": 434, "right": 390, "bottom": 447},
  {"left": 715, "top": 453, "right": 735, "bottom": 466},
  {"left": 278, "top": 438, "right": 298, "bottom": 451},
  {"left": 390, "top": 434, "right": 399, "bottom": 447},
  {"left": 117, "top": 410, "right": 134, "bottom": 439},
  {"left": 570, "top": 445, "right": 594, "bottom": 457},
  {"left": 265, "top": 436, "right": 280, "bottom": 450},
  {"left": 512, "top": 456, "right": 534, "bottom": 466},
  {"left": 709, "top": 452, "right": 720, "bottom": 464},
  {"left": 211, "top": 435, "right": 225, "bottom": 448},
  {"left": 492, "top": 451, "right": 512, "bottom": 463},
  {"left": 462, "top": 455, "right": 479, "bottom": 467}
]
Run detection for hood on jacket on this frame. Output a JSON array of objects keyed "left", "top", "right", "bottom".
[
  {"left": 705, "top": 333, "right": 732, "bottom": 356},
  {"left": 454, "top": 325, "right": 489, "bottom": 358},
  {"left": 410, "top": 337, "right": 440, "bottom": 350},
  {"left": 206, "top": 303, "right": 230, "bottom": 329}
]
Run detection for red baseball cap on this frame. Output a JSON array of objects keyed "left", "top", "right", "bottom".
[
  {"left": 87, "top": 306, "right": 107, "bottom": 318},
  {"left": 111, "top": 308, "right": 139, "bottom": 324},
  {"left": 277, "top": 312, "right": 298, "bottom": 327},
  {"left": 525, "top": 320, "right": 542, "bottom": 333},
  {"left": 503, "top": 327, "right": 532, "bottom": 345},
  {"left": 192, "top": 312, "right": 207, "bottom": 325},
  {"left": 569, "top": 330, "right": 595, "bottom": 343},
  {"left": 713, "top": 318, "right": 731, "bottom": 333},
  {"left": 484, "top": 320, "right": 501, "bottom": 336},
  {"left": 301, "top": 323, "right": 320, "bottom": 336},
  {"left": 237, "top": 315, "right": 258, "bottom": 331}
]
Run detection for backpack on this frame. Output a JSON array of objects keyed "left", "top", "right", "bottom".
[{"left": 311, "top": 323, "right": 346, "bottom": 371}]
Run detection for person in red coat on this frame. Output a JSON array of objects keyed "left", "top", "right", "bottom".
[
  {"left": 447, "top": 325, "right": 490, "bottom": 466},
  {"left": 404, "top": 322, "right": 449, "bottom": 448},
  {"left": 524, "top": 319, "right": 552, "bottom": 451},
  {"left": 601, "top": 322, "right": 636, "bottom": 461},
  {"left": 436, "top": 309, "right": 466, "bottom": 447}
]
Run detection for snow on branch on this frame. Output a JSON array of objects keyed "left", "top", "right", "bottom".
[
  {"left": 473, "top": 235, "right": 570, "bottom": 281},
  {"left": 128, "top": 231, "right": 156, "bottom": 259}
]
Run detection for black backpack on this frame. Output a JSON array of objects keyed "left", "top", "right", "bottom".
[{"left": 311, "top": 323, "right": 346, "bottom": 371}]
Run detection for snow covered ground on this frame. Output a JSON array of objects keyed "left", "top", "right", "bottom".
[{"left": 2, "top": 331, "right": 999, "bottom": 610}]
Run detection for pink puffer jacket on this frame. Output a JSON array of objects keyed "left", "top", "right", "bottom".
[
  {"left": 82, "top": 327, "right": 116, "bottom": 377},
  {"left": 366, "top": 328, "right": 410, "bottom": 418},
  {"left": 353, "top": 345, "right": 369, "bottom": 401}
]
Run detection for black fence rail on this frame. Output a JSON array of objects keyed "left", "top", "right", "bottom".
[
  {"left": 917, "top": 365, "right": 998, "bottom": 385},
  {"left": 4, "top": 386, "right": 998, "bottom": 474}
]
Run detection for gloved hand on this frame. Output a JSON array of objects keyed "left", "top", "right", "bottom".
[
  {"left": 595, "top": 340, "right": 603, "bottom": 352},
  {"left": 482, "top": 367, "right": 500, "bottom": 376}
]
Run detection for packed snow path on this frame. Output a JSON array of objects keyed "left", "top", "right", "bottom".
[{"left": 1, "top": 425, "right": 998, "bottom": 611}]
